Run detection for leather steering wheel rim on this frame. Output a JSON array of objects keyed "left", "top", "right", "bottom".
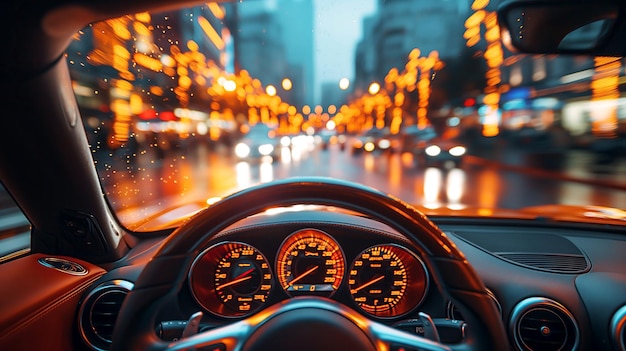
[{"left": 112, "top": 177, "right": 508, "bottom": 350}]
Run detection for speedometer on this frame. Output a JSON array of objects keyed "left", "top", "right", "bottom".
[
  {"left": 276, "top": 228, "right": 345, "bottom": 296},
  {"left": 348, "top": 244, "right": 428, "bottom": 318},
  {"left": 189, "top": 242, "right": 273, "bottom": 317}
]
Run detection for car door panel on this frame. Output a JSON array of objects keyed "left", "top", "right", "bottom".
[{"left": 0, "top": 253, "right": 105, "bottom": 350}]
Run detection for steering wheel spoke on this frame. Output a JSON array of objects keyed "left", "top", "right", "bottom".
[{"left": 172, "top": 297, "right": 451, "bottom": 351}]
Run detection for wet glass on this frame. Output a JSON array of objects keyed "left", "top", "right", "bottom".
[{"left": 65, "top": 0, "right": 626, "bottom": 231}]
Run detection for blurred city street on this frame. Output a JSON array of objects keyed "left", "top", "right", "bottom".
[
  {"left": 93, "top": 137, "right": 626, "bottom": 220},
  {"left": 466, "top": 136, "right": 626, "bottom": 191}
]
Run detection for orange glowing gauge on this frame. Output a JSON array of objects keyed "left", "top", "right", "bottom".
[
  {"left": 276, "top": 229, "right": 345, "bottom": 297},
  {"left": 348, "top": 244, "right": 429, "bottom": 318},
  {"left": 189, "top": 242, "right": 273, "bottom": 317}
]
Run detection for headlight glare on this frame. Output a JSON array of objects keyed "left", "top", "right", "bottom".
[
  {"left": 449, "top": 146, "right": 466, "bottom": 156},
  {"left": 258, "top": 144, "right": 274, "bottom": 156},
  {"left": 235, "top": 143, "right": 250, "bottom": 158},
  {"left": 425, "top": 145, "right": 441, "bottom": 156}
]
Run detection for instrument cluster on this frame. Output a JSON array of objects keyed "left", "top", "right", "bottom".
[{"left": 188, "top": 228, "right": 429, "bottom": 319}]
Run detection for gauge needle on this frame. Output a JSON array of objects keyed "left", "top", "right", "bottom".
[
  {"left": 351, "top": 275, "right": 385, "bottom": 293},
  {"left": 216, "top": 268, "right": 255, "bottom": 291},
  {"left": 285, "top": 265, "right": 319, "bottom": 288}
]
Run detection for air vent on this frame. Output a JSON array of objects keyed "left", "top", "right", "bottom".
[
  {"left": 38, "top": 257, "right": 88, "bottom": 275},
  {"left": 497, "top": 253, "right": 589, "bottom": 274},
  {"left": 78, "top": 280, "right": 133, "bottom": 351},
  {"left": 610, "top": 305, "right": 626, "bottom": 351},
  {"left": 510, "top": 297, "right": 579, "bottom": 351}
]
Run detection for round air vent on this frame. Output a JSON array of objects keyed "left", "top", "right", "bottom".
[
  {"left": 78, "top": 280, "right": 133, "bottom": 351},
  {"left": 447, "top": 288, "right": 501, "bottom": 321},
  {"left": 610, "top": 305, "right": 626, "bottom": 351},
  {"left": 510, "top": 297, "right": 579, "bottom": 351}
]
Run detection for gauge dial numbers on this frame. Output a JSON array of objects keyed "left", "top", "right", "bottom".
[
  {"left": 348, "top": 244, "right": 429, "bottom": 318},
  {"left": 276, "top": 229, "right": 345, "bottom": 296},
  {"left": 189, "top": 242, "right": 273, "bottom": 317}
]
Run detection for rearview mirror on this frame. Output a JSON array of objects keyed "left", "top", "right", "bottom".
[{"left": 497, "top": 0, "right": 623, "bottom": 56}]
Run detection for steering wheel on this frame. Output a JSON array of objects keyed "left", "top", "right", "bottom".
[{"left": 112, "top": 177, "right": 508, "bottom": 351}]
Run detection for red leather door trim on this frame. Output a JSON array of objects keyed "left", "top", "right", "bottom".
[{"left": 0, "top": 253, "right": 105, "bottom": 350}]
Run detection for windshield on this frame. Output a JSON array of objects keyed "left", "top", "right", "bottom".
[{"left": 67, "top": 0, "right": 626, "bottom": 231}]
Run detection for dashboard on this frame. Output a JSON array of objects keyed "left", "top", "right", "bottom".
[{"left": 77, "top": 208, "right": 626, "bottom": 351}]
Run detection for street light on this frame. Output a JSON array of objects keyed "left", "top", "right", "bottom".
[
  {"left": 465, "top": 0, "right": 503, "bottom": 137},
  {"left": 282, "top": 78, "right": 292, "bottom": 91},
  {"left": 368, "top": 82, "right": 380, "bottom": 95},
  {"left": 223, "top": 79, "right": 236, "bottom": 92},
  {"left": 339, "top": 78, "right": 350, "bottom": 90},
  {"left": 266, "top": 84, "right": 277, "bottom": 96}
]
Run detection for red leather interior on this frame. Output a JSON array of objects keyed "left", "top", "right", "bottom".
[{"left": 0, "top": 253, "right": 105, "bottom": 350}]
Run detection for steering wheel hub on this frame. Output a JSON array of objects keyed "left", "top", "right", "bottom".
[{"left": 243, "top": 299, "right": 375, "bottom": 351}]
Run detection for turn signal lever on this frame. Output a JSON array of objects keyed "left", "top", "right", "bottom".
[
  {"left": 393, "top": 314, "right": 466, "bottom": 344},
  {"left": 181, "top": 311, "right": 203, "bottom": 338},
  {"left": 157, "top": 311, "right": 210, "bottom": 341},
  {"left": 418, "top": 312, "right": 440, "bottom": 342}
]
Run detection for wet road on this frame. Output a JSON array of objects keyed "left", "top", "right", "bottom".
[
  {"left": 99, "top": 141, "right": 626, "bottom": 222},
  {"left": 3, "top": 141, "right": 626, "bottom": 220}
]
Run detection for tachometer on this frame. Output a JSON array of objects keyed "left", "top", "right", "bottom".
[
  {"left": 189, "top": 242, "right": 273, "bottom": 317},
  {"left": 348, "top": 244, "right": 428, "bottom": 318},
  {"left": 276, "top": 228, "right": 345, "bottom": 296}
]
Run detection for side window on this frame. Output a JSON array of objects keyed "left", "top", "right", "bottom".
[{"left": 0, "top": 182, "right": 31, "bottom": 261}]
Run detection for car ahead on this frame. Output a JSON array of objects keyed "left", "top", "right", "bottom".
[
  {"left": 316, "top": 128, "right": 346, "bottom": 150},
  {"left": 413, "top": 136, "right": 467, "bottom": 168},
  {"left": 348, "top": 127, "right": 390, "bottom": 155},
  {"left": 397, "top": 125, "right": 438, "bottom": 154},
  {"left": 234, "top": 123, "right": 280, "bottom": 160},
  {"left": 1, "top": 0, "right": 626, "bottom": 351}
]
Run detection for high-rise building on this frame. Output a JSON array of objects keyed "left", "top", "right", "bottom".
[
  {"left": 232, "top": 0, "right": 313, "bottom": 108},
  {"left": 355, "top": 0, "right": 468, "bottom": 91},
  {"left": 278, "top": 0, "right": 315, "bottom": 106}
]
